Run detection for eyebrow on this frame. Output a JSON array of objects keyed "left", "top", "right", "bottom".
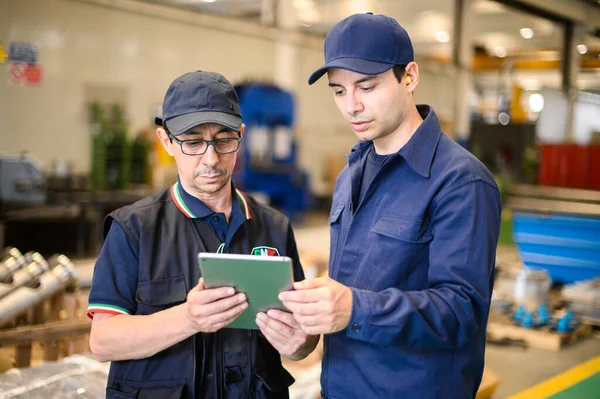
[{"left": 328, "top": 75, "right": 378, "bottom": 88}]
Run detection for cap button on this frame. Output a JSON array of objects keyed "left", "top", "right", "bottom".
[{"left": 365, "top": 12, "right": 373, "bottom": 15}]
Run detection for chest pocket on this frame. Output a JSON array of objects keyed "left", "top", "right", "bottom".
[
  {"left": 362, "top": 215, "right": 433, "bottom": 290},
  {"left": 135, "top": 276, "right": 187, "bottom": 315},
  {"left": 372, "top": 215, "right": 432, "bottom": 244},
  {"left": 329, "top": 202, "right": 344, "bottom": 225}
]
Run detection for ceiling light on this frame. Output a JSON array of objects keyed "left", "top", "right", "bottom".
[
  {"left": 494, "top": 46, "right": 507, "bottom": 58},
  {"left": 435, "top": 30, "right": 450, "bottom": 43},
  {"left": 576, "top": 44, "right": 588, "bottom": 55},
  {"left": 529, "top": 94, "right": 544, "bottom": 113},
  {"left": 519, "top": 28, "right": 534, "bottom": 39},
  {"left": 202, "top": 0, "right": 217, "bottom": 2}
]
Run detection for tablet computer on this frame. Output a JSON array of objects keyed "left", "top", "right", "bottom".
[{"left": 198, "top": 252, "right": 294, "bottom": 330}]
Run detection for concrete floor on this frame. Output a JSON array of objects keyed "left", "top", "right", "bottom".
[{"left": 486, "top": 335, "right": 600, "bottom": 398}]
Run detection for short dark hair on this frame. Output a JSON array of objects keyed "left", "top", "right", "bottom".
[{"left": 392, "top": 65, "right": 407, "bottom": 83}]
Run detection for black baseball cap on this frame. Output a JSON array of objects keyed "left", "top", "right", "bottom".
[{"left": 161, "top": 70, "right": 242, "bottom": 135}]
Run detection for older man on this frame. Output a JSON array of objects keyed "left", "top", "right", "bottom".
[{"left": 88, "top": 70, "right": 318, "bottom": 398}]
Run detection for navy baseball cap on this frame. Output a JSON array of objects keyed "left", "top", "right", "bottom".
[
  {"left": 162, "top": 70, "right": 242, "bottom": 135},
  {"left": 308, "top": 13, "right": 414, "bottom": 85}
]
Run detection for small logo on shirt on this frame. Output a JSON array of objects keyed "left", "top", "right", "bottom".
[{"left": 251, "top": 246, "right": 280, "bottom": 256}]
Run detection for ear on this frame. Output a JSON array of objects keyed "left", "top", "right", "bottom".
[
  {"left": 239, "top": 123, "right": 245, "bottom": 137},
  {"left": 405, "top": 62, "right": 419, "bottom": 92},
  {"left": 156, "top": 128, "right": 175, "bottom": 157}
]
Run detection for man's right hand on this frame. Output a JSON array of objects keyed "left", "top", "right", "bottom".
[{"left": 186, "top": 278, "right": 248, "bottom": 333}]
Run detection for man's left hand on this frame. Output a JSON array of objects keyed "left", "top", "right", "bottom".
[
  {"left": 279, "top": 277, "right": 353, "bottom": 335},
  {"left": 255, "top": 310, "right": 316, "bottom": 360}
]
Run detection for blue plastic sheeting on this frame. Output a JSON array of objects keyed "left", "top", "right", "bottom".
[{"left": 513, "top": 212, "right": 600, "bottom": 283}]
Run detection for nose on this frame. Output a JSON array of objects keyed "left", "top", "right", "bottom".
[
  {"left": 345, "top": 92, "right": 364, "bottom": 117},
  {"left": 201, "top": 143, "right": 219, "bottom": 166}
]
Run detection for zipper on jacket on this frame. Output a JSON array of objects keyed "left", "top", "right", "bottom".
[
  {"left": 191, "top": 334, "right": 196, "bottom": 399},
  {"left": 246, "top": 330, "right": 253, "bottom": 399},
  {"left": 217, "top": 330, "right": 223, "bottom": 399}
]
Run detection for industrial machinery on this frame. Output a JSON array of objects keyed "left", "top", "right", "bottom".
[
  {"left": 0, "top": 154, "right": 46, "bottom": 211},
  {"left": 233, "top": 83, "right": 311, "bottom": 221}
]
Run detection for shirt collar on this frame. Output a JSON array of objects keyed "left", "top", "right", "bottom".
[
  {"left": 348, "top": 105, "right": 442, "bottom": 178},
  {"left": 170, "top": 178, "right": 252, "bottom": 220}
]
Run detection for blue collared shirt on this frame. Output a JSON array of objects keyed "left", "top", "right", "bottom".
[
  {"left": 323, "top": 105, "right": 502, "bottom": 399},
  {"left": 88, "top": 180, "right": 251, "bottom": 318},
  {"left": 172, "top": 179, "right": 249, "bottom": 248}
]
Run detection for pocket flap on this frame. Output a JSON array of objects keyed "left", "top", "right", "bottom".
[
  {"left": 328, "top": 203, "right": 345, "bottom": 224},
  {"left": 106, "top": 388, "right": 137, "bottom": 399},
  {"left": 138, "top": 384, "right": 184, "bottom": 399},
  {"left": 372, "top": 215, "right": 432, "bottom": 244},
  {"left": 255, "top": 367, "right": 295, "bottom": 392},
  {"left": 136, "top": 276, "right": 187, "bottom": 306}
]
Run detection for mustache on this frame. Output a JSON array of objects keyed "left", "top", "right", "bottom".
[{"left": 194, "top": 166, "right": 226, "bottom": 178}]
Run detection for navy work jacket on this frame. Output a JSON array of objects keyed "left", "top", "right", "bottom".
[{"left": 322, "top": 105, "right": 502, "bottom": 399}]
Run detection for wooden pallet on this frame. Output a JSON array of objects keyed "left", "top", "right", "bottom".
[
  {"left": 0, "top": 290, "right": 91, "bottom": 369},
  {"left": 487, "top": 314, "right": 592, "bottom": 351}
]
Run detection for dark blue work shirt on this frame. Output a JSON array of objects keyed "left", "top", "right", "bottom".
[
  {"left": 323, "top": 105, "right": 502, "bottom": 399},
  {"left": 358, "top": 149, "right": 389, "bottom": 205}
]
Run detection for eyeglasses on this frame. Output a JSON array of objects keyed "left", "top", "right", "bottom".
[{"left": 168, "top": 133, "right": 242, "bottom": 156}]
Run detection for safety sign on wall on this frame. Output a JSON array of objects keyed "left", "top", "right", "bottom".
[
  {"left": 9, "top": 42, "right": 38, "bottom": 64},
  {"left": 6, "top": 41, "right": 43, "bottom": 87},
  {"left": 8, "top": 62, "right": 43, "bottom": 86}
]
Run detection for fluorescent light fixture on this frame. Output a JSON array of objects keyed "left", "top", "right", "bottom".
[
  {"left": 576, "top": 44, "right": 588, "bottom": 55},
  {"left": 494, "top": 46, "right": 507, "bottom": 58},
  {"left": 529, "top": 94, "right": 544, "bottom": 113},
  {"left": 435, "top": 30, "right": 450, "bottom": 43},
  {"left": 203, "top": 0, "right": 217, "bottom": 3},
  {"left": 519, "top": 28, "right": 534, "bottom": 39}
]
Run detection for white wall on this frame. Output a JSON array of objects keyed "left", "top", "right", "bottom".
[{"left": 1, "top": 0, "right": 456, "bottom": 195}]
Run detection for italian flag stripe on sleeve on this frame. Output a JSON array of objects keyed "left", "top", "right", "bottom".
[{"left": 87, "top": 303, "right": 131, "bottom": 319}]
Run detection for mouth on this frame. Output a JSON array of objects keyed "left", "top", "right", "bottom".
[
  {"left": 350, "top": 121, "right": 372, "bottom": 132},
  {"left": 199, "top": 175, "right": 222, "bottom": 181}
]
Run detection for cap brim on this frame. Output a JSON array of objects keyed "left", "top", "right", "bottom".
[
  {"left": 165, "top": 111, "right": 242, "bottom": 135},
  {"left": 308, "top": 58, "right": 394, "bottom": 85}
]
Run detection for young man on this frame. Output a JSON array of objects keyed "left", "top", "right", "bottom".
[
  {"left": 88, "top": 70, "right": 318, "bottom": 398},
  {"left": 280, "top": 13, "right": 502, "bottom": 398}
]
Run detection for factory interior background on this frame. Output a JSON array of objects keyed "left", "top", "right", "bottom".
[{"left": 1, "top": 0, "right": 600, "bottom": 397}]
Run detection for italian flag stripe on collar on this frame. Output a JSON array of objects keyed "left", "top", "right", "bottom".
[
  {"left": 236, "top": 188, "right": 252, "bottom": 219},
  {"left": 170, "top": 182, "right": 252, "bottom": 220},
  {"left": 171, "top": 182, "right": 196, "bottom": 218}
]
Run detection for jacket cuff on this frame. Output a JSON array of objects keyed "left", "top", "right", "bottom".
[{"left": 345, "top": 287, "right": 373, "bottom": 341}]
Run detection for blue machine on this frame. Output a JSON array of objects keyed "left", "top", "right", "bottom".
[
  {"left": 513, "top": 212, "right": 600, "bottom": 284},
  {"left": 233, "top": 83, "right": 311, "bottom": 221}
]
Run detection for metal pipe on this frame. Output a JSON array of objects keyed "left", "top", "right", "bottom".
[
  {"left": 0, "top": 247, "right": 26, "bottom": 283},
  {"left": 0, "top": 253, "right": 48, "bottom": 299},
  {"left": 0, "top": 255, "right": 77, "bottom": 327}
]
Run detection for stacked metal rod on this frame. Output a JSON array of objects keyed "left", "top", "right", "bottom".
[{"left": 0, "top": 248, "right": 78, "bottom": 326}]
